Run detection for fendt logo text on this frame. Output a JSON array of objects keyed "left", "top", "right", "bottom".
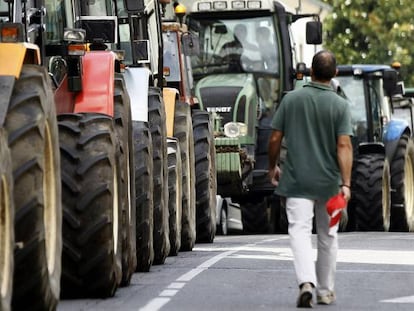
[{"left": 207, "top": 107, "right": 232, "bottom": 113}]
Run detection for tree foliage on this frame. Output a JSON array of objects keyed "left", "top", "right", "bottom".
[{"left": 322, "top": 0, "right": 414, "bottom": 85}]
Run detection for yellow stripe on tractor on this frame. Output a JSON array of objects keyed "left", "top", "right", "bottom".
[
  {"left": 163, "top": 87, "right": 178, "bottom": 137},
  {"left": 0, "top": 42, "right": 41, "bottom": 78}
]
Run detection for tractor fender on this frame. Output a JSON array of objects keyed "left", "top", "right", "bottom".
[
  {"left": 74, "top": 51, "right": 115, "bottom": 116},
  {"left": 54, "top": 76, "right": 75, "bottom": 114},
  {"left": 383, "top": 119, "right": 411, "bottom": 161},
  {"left": 163, "top": 87, "right": 179, "bottom": 137},
  {"left": 124, "top": 67, "right": 151, "bottom": 122},
  {"left": 358, "top": 142, "right": 385, "bottom": 156},
  {"left": 0, "top": 42, "right": 40, "bottom": 77},
  {"left": 384, "top": 119, "right": 410, "bottom": 142},
  {"left": 0, "top": 43, "right": 40, "bottom": 127}
]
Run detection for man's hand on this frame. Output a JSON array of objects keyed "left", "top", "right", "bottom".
[
  {"left": 340, "top": 185, "right": 351, "bottom": 201},
  {"left": 268, "top": 165, "right": 281, "bottom": 187}
]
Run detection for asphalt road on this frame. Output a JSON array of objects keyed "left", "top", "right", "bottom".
[{"left": 58, "top": 232, "right": 414, "bottom": 311}]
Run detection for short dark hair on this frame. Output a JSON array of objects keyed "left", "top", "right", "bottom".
[{"left": 311, "top": 50, "right": 337, "bottom": 81}]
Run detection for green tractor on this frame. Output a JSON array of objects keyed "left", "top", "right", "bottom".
[{"left": 169, "top": 0, "right": 322, "bottom": 233}]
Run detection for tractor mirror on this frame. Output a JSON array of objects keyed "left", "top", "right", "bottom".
[
  {"left": 306, "top": 21, "right": 322, "bottom": 45},
  {"left": 187, "top": 18, "right": 200, "bottom": 32},
  {"left": 76, "top": 16, "right": 117, "bottom": 44},
  {"left": 182, "top": 33, "right": 200, "bottom": 56},
  {"left": 215, "top": 24, "right": 228, "bottom": 34},
  {"left": 124, "top": 0, "right": 145, "bottom": 13},
  {"left": 383, "top": 69, "right": 398, "bottom": 96},
  {"left": 133, "top": 39, "right": 150, "bottom": 64}
]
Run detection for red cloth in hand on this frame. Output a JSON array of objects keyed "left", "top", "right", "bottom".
[{"left": 326, "top": 194, "right": 347, "bottom": 227}]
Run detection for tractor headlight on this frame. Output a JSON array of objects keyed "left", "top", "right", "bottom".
[
  {"left": 232, "top": 1, "right": 246, "bottom": 9},
  {"left": 224, "top": 122, "right": 247, "bottom": 138},
  {"left": 197, "top": 2, "right": 212, "bottom": 11},
  {"left": 247, "top": 1, "right": 262, "bottom": 9},
  {"left": 64, "top": 28, "right": 86, "bottom": 42},
  {"left": 213, "top": 1, "right": 227, "bottom": 9}
]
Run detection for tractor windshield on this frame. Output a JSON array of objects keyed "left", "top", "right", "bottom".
[
  {"left": 188, "top": 16, "right": 279, "bottom": 77},
  {"left": 335, "top": 76, "right": 367, "bottom": 141},
  {"left": 335, "top": 75, "right": 384, "bottom": 143},
  {"left": 163, "top": 32, "right": 181, "bottom": 83},
  {"left": 80, "top": 0, "right": 113, "bottom": 15},
  {"left": 0, "top": 2, "right": 8, "bottom": 22},
  {"left": 44, "top": 0, "right": 68, "bottom": 43},
  {"left": 188, "top": 15, "right": 281, "bottom": 120}
]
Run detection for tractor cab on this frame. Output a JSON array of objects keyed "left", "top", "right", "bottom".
[{"left": 334, "top": 65, "right": 393, "bottom": 149}]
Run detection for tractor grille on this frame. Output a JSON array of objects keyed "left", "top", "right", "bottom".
[{"left": 200, "top": 86, "right": 242, "bottom": 124}]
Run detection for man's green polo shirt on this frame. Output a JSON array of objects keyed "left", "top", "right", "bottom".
[{"left": 271, "top": 81, "right": 353, "bottom": 200}]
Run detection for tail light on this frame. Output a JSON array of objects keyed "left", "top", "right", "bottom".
[
  {"left": 0, "top": 23, "right": 24, "bottom": 43},
  {"left": 67, "top": 44, "right": 86, "bottom": 56}
]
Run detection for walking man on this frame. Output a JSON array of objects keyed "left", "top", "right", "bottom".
[{"left": 268, "top": 50, "right": 353, "bottom": 308}]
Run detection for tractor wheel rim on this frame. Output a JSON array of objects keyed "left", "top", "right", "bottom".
[
  {"left": 404, "top": 154, "right": 414, "bottom": 231},
  {"left": 44, "top": 122, "right": 58, "bottom": 274},
  {"left": 0, "top": 174, "right": 12, "bottom": 299}
]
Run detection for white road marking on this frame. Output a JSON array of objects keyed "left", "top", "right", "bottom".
[
  {"left": 159, "top": 289, "right": 178, "bottom": 297},
  {"left": 175, "top": 267, "right": 204, "bottom": 282},
  {"left": 381, "top": 295, "right": 414, "bottom": 303},
  {"left": 167, "top": 282, "right": 185, "bottom": 289},
  {"left": 198, "top": 246, "right": 414, "bottom": 265},
  {"left": 139, "top": 237, "right": 414, "bottom": 310},
  {"left": 138, "top": 298, "right": 170, "bottom": 311},
  {"left": 138, "top": 245, "right": 253, "bottom": 311}
]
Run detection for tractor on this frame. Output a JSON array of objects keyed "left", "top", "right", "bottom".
[
  {"left": 331, "top": 65, "right": 414, "bottom": 232},
  {"left": 119, "top": 0, "right": 198, "bottom": 267},
  {"left": 0, "top": 1, "right": 62, "bottom": 309},
  {"left": 1, "top": 0, "right": 138, "bottom": 306},
  {"left": 163, "top": 0, "right": 323, "bottom": 233},
  {"left": 161, "top": 1, "right": 218, "bottom": 243}
]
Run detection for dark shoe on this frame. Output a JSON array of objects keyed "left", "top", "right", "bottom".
[{"left": 296, "top": 283, "right": 313, "bottom": 308}]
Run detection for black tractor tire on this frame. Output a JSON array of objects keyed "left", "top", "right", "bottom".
[
  {"left": 279, "top": 201, "right": 288, "bottom": 234},
  {"left": 352, "top": 153, "right": 391, "bottom": 231},
  {"left": 345, "top": 162, "right": 359, "bottom": 232},
  {"left": 5, "top": 65, "right": 62, "bottom": 311},
  {"left": 192, "top": 109, "right": 216, "bottom": 243},
  {"left": 390, "top": 134, "right": 414, "bottom": 232},
  {"left": 114, "top": 74, "right": 137, "bottom": 286},
  {"left": 167, "top": 138, "right": 182, "bottom": 256},
  {"left": 148, "top": 87, "right": 170, "bottom": 264},
  {"left": 241, "top": 196, "right": 269, "bottom": 234},
  {"left": 0, "top": 131, "right": 14, "bottom": 311},
  {"left": 344, "top": 202, "right": 356, "bottom": 232},
  {"left": 268, "top": 195, "right": 288, "bottom": 234},
  {"left": 59, "top": 113, "right": 122, "bottom": 298},
  {"left": 173, "top": 103, "right": 196, "bottom": 251},
  {"left": 267, "top": 195, "right": 278, "bottom": 234},
  {"left": 133, "top": 121, "right": 154, "bottom": 272}
]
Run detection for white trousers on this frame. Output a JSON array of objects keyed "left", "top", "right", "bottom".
[{"left": 286, "top": 197, "right": 338, "bottom": 296}]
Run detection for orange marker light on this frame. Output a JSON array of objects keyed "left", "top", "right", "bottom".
[
  {"left": 68, "top": 44, "right": 86, "bottom": 56},
  {"left": 163, "top": 66, "right": 171, "bottom": 77},
  {"left": 1, "top": 26, "right": 19, "bottom": 42}
]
